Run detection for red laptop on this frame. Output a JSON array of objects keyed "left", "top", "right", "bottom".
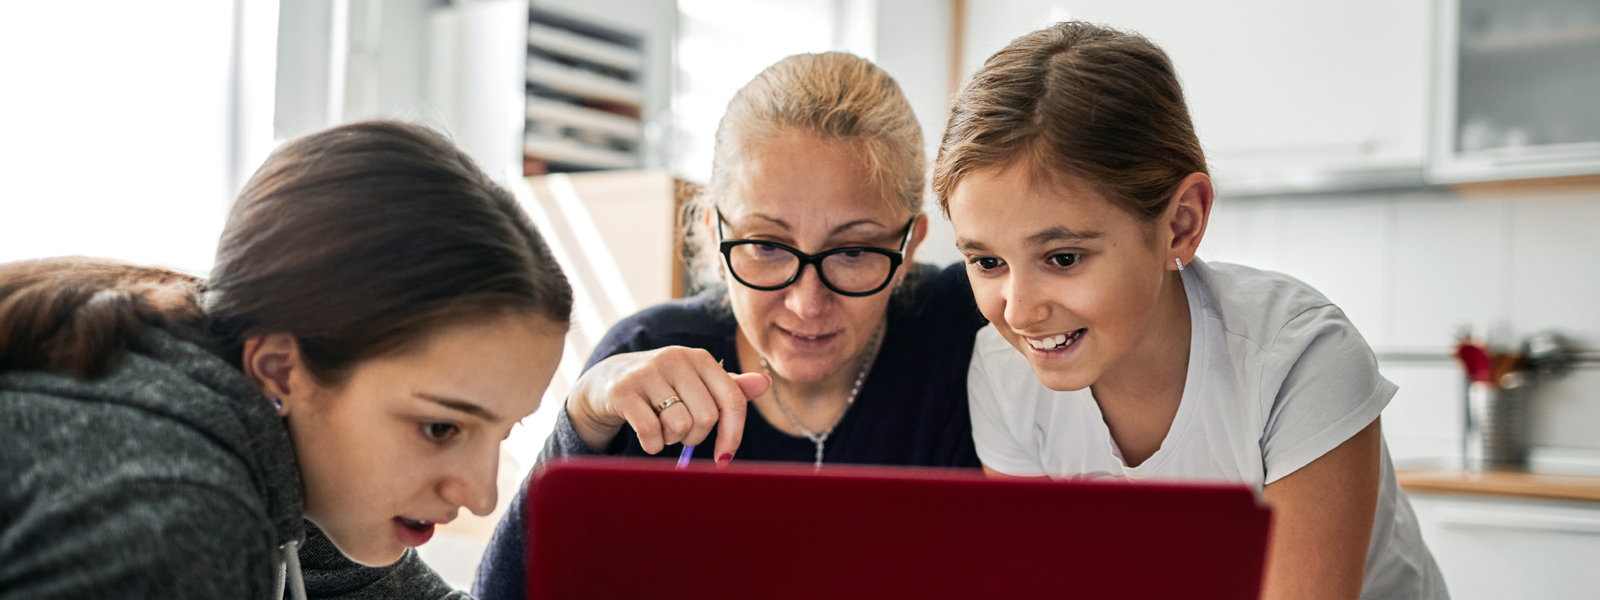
[{"left": 525, "top": 459, "right": 1272, "bottom": 599}]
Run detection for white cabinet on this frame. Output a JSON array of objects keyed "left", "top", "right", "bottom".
[
  {"left": 961, "top": 0, "right": 1434, "bottom": 196},
  {"left": 1429, "top": 0, "right": 1600, "bottom": 183},
  {"left": 1409, "top": 493, "right": 1600, "bottom": 599}
]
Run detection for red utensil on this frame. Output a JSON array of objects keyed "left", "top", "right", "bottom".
[{"left": 1455, "top": 341, "right": 1492, "bottom": 384}]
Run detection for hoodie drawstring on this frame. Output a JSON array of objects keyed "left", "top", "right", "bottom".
[{"left": 281, "top": 540, "right": 307, "bottom": 600}]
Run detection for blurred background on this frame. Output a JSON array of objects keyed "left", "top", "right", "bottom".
[{"left": 3, "top": 0, "right": 1599, "bottom": 595}]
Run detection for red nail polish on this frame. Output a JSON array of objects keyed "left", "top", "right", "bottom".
[{"left": 717, "top": 453, "right": 733, "bottom": 468}]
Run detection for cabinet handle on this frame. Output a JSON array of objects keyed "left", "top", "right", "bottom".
[{"left": 1437, "top": 506, "right": 1600, "bottom": 536}]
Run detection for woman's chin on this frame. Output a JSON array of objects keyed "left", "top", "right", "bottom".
[{"left": 765, "top": 355, "right": 845, "bottom": 384}]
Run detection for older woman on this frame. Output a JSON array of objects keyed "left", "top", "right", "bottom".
[{"left": 473, "top": 52, "right": 985, "bottom": 598}]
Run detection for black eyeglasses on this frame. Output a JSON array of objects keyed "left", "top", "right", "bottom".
[{"left": 716, "top": 208, "right": 914, "bottom": 297}]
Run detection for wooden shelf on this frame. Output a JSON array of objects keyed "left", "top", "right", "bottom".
[
  {"left": 528, "top": 22, "right": 642, "bottom": 72},
  {"left": 1397, "top": 468, "right": 1600, "bottom": 504},
  {"left": 524, "top": 134, "right": 639, "bottom": 170},
  {"left": 527, "top": 57, "right": 642, "bottom": 106},
  {"left": 526, "top": 96, "right": 640, "bottom": 140},
  {"left": 1450, "top": 173, "right": 1600, "bottom": 198}
]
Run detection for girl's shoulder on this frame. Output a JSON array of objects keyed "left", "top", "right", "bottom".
[
  {"left": 0, "top": 327, "right": 297, "bottom": 595},
  {"left": 0, "top": 324, "right": 302, "bottom": 533},
  {"left": 1190, "top": 259, "right": 1352, "bottom": 353}
]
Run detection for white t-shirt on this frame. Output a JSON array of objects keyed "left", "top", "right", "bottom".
[{"left": 969, "top": 258, "right": 1447, "bottom": 600}]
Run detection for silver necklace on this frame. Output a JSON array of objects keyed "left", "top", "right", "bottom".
[{"left": 760, "top": 326, "right": 884, "bottom": 468}]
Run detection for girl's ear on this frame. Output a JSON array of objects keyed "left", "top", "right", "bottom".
[
  {"left": 1164, "top": 172, "right": 1214, "bottom": 268},
  {"left": 241, "top": 333, "right": 309, "bottom": 415}
]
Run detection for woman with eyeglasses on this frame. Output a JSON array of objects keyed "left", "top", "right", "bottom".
[{"left": 471, "top": 52, "right": 986, "bottom": 599}]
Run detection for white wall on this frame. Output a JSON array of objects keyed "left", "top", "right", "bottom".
[
  {"left": 427, "top": 0, "right": 529, "bottom": 182},
  {"left": 0, "top": 1, "right": 236, "bottom": 274},
  {"left": 1204, "top": 188, "right": 1600, "bottom": 468},
  {"left": 874, "top": 0, "right": 963, "bottom": 268}
]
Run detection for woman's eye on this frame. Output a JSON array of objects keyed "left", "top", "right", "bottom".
[
  {"left": 969, "top": 257, "right": 1005, "bottom": 271},
  {"left": 1048, "top": 253, "right": 1081, "bottom": 268},
  {"left": 420, "top": 422, "right": 459, "bottom": 442}
]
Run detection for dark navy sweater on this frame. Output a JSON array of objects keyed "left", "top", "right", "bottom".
[{"left": 472, "top": 263, "right": 986, "bottom": 599}]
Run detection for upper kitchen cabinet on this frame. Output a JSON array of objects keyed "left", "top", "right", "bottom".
[
  {"left": 962, "top": 0, "right": 1435, "bottom": 196},
  {"left": 1430, "top": 0, "right": 1600, "bottom": 183}
]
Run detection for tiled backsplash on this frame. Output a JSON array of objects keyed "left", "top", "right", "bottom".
[{"left": 1203, "top": 188, "right": 1600, "bottom": 464}]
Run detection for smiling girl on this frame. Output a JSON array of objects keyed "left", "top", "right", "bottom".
[
  {"left": 935, "top": 23, "right": 1445, "bottom": 600},
  {"left": 0, "top": 121, "right": 571, "bottom": 598}
]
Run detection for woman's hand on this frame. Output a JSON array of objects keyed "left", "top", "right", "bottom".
[{"left": 566, "top": 346, "right": 770, "bottom": 464}]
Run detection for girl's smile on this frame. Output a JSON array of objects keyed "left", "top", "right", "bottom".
[
  {"left": 1022, "top": 328, "right": 1085, "bottom": 354},
  {"left": 947, "top": 164, "right": 1201, "bottom": 400}
]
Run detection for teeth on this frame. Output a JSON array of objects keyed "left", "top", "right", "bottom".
[
  {"left": 401, "top": 518, "right": 433, "bottom": 527},
  {"left": 1026, "top": 330, "right": 1081, "bottom": 351}
]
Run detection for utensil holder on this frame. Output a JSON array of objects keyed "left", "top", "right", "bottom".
[{"left": 1462, "top": 375, "right": 1531, "bottom": 472}]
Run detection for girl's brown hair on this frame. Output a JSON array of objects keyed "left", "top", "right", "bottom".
[
  {"left": 0, "top": 259, "right": 203, "bottom": 379},
  {"left": 933, "top": 22, "right": 1207, "bottom": 221},
  {"left": 0, "top": 120, "right": 572, "bottom": 382}
]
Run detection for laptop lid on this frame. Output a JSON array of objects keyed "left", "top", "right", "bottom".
[{"left": 525, "top": 459, "right": 1271, "bottom": 599}]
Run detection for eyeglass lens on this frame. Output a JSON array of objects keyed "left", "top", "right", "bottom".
[{"left": 727, "top": 243, "right": 894, "bottom": 294}]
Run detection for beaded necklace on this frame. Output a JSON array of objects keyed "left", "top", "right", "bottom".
[{"left": 760, "top": 326, "right": 885, "bottom": 467}]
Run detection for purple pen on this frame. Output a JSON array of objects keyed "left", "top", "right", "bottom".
[{"left": 677, "top": 359, "right": 730, "bottom": 469}]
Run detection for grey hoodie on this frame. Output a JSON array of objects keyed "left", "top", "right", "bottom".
[{"left": 0, "top": 323, "right": 468, "bottom": 599}]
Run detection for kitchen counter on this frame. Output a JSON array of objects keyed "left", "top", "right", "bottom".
[{"left": 1396, "top": 468, "right": 1600, "bottom": 504}]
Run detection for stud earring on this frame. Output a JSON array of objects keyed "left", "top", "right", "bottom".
[
  {"left": 270, "top": 396, "right": 284, "bottom": 412},
  {"left": 1175, "top": 258, "right": 1185, "bottom": 272}
]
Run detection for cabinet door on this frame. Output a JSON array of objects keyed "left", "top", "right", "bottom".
[
  {"left": 1409, "top": 493, "right": 1600, "bottom": 599},
  {"left": 962, "top": 0, "right": 1433, "bottom": 195},
  {"left": 1430, "top": 0, "right": 1600, "bottom": 182}
]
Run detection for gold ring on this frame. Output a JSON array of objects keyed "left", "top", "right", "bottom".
[{"left": 655, "top": 396, "right": 681, "bottom": 413}]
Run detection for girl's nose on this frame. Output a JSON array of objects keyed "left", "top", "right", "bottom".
[
  {"left": 1002, "top": 269, "right": 1050, "bottom": 332},
  {"left": 441, "top": 455, "right": 499, "bottom": 517}
]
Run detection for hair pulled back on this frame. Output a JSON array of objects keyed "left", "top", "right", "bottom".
[
  {"left": 683, "top": 52, "right": 925, "bottom": 286},
  {"left": 0, "top": 120, "right": 572, "bottom": 382},
  {"left": 933, "top": 22, "right": 1208, "bottom": 221},
  {"left": 0, "top": 259, "right": 203, "bottom": 379}
]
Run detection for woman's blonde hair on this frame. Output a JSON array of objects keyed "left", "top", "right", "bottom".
[
  {"left": 682, "top": 52, "right": 925, "bottom": 288},
  {"left": 933, "top": 22, "right": 1208, "bottom": 221}
]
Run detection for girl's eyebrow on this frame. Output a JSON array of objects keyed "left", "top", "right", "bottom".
[
  {"left": 415, "top": 393, "right": 503, "bottom": 424},
  {"left": 1027, "top": 226, "right": 1103, "bottom": 246},
  {"left": 954, "top": 226, "right": 1104, "bottom": 254}
]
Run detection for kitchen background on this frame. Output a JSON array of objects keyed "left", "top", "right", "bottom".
[{"left": 3, "top": 0, "right": 1598, "bottom": 596}]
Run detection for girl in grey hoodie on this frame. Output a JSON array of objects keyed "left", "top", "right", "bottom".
[{"left": 0, "top": 121, "right": 573, "bottom": 599}]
